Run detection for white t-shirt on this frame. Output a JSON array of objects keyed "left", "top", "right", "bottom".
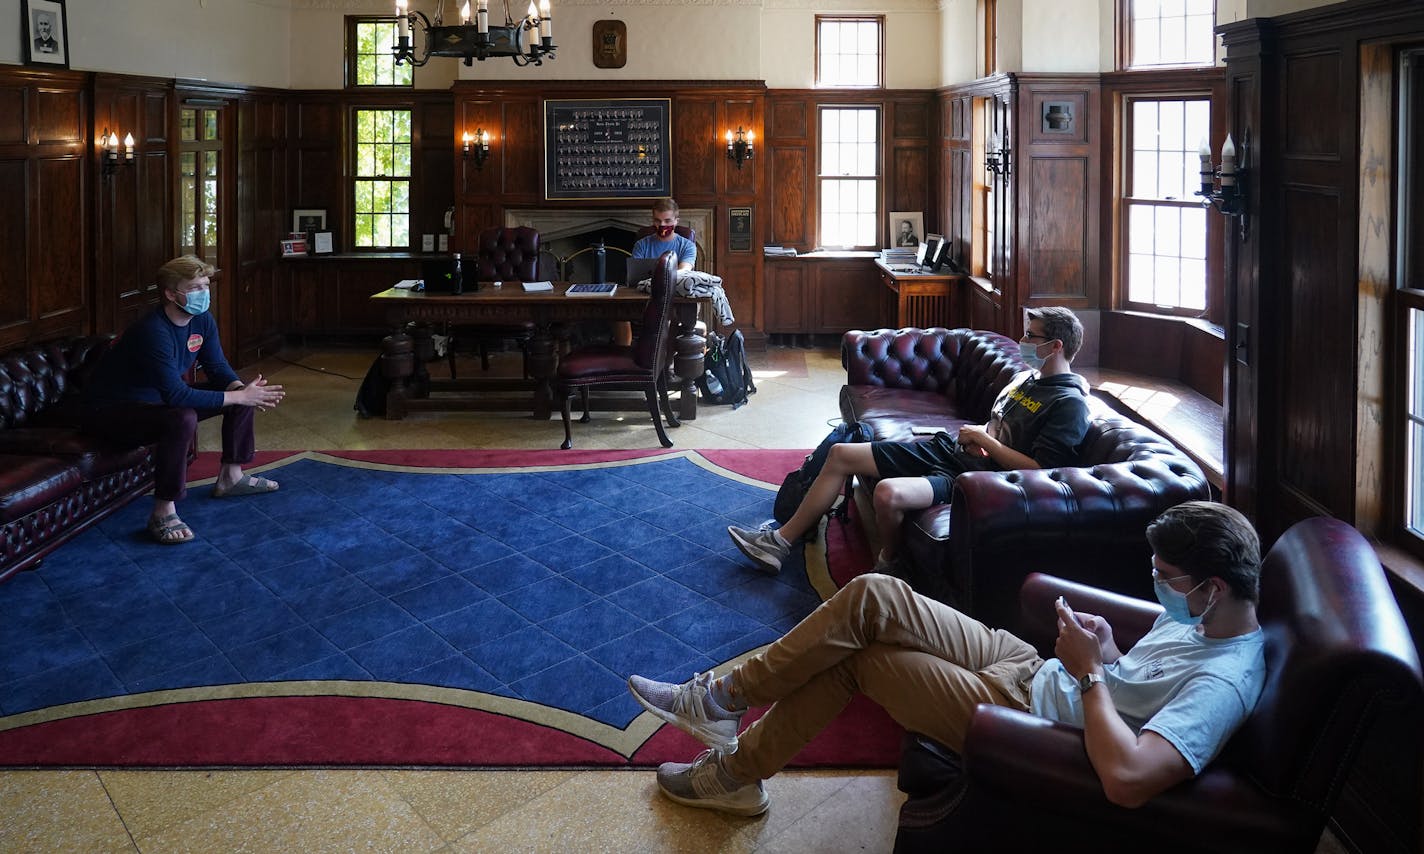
[{"left": 1029, "top": 613, "right": 1266, "bottom": 774}]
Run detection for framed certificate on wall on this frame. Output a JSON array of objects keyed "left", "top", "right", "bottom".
[{"left": 544, "top": 98, "right": 671, "bottom": 201}]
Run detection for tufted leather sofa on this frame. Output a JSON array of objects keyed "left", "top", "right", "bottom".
[
  {"left": 840, "top": 327, "right": 1211, "bottom": 629},
  {"left": 0, "top": 336, "right": 161, "bottom": 582}
]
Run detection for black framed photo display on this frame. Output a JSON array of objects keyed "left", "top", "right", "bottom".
[
  {"left": 544, "top": 98, "right": 671, "bottom": 200},
  {"left": 23, "top": 0, "right": 70, "bottom": 68}
]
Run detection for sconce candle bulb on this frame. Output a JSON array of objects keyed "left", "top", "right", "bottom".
[
  {"left": 1196, "top": 129, "right": 1251, "bottom": 241},
  {"left": 123, "top": 133, "right": 134, "bottom": 161},
  {"left": 464, "top": 127, "right": 491, "bottom": 169}
]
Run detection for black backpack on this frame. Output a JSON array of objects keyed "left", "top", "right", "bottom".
[
  {"left": 773, "top": 420, "right": 873, "bottom": 526},
  {"left": 353, "top": 356, "right": 389, "bottom": 418},
  {"left": 697, "top": 329, "right": 756, "bottom": 409}
]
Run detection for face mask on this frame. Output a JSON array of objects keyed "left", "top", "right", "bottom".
[
  {"left": 656, "top": 224, "right": 675, "bottom": 238},
  {"left": 1153, "top": 574, "right": 1215, "bottom": 626},
  {"left": 178, "top": 288, "right": 210, "bottom": 316},
  {"left": 1019, "top": 341, "right": 1045, "bottom": 370}
]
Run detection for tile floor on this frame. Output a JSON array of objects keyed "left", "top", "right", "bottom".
[{"left": 2, "top": 344, "right": 906, "bottom": 853}]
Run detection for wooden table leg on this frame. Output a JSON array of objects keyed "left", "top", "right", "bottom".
[
  {"left": 672, "top": 307, "right": 704, "bottom": 422},
  {"left": 380, "top": 332, "right": 416, "bottom": 420},
  {"left": 527, "top": 324, "right": 559, "bottom": 419}
]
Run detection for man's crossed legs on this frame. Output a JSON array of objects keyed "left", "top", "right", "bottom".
[{"left": 627, "top": 573, "right": 1043, "bottom": 815}]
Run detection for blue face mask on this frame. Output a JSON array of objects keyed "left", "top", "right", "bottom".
[
  {"left": 178, "top": 288, "right": 210, "bottom": 316},
  {"left": 1153, "top": 572, "right": 1215, "bottom": 626},
  {"left": 1019, "top": 341, "right": 1045, "bottom": 371}
]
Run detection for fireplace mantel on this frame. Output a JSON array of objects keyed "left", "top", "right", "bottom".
[{"left": 504, "top": 207, "right": 714, "bottom": 263}]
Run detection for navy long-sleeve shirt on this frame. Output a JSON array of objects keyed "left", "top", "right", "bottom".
[{"left": 86, "top": 308, "right": 239, "bottom": 410}]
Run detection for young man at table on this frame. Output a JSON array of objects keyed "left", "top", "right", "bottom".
[
  {"left": 610, "top": 197, "right": 698, "bottom": 345},
  {"left": 82, "top": 255, "right": 286, "bottom": 545},
  {"left": 628, "top": 501, "right": 1267, "bottom": 817},
  {"left": 729, "top": 306, "right": 1091, "bottom": 575}
]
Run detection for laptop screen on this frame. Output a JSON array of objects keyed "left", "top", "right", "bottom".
[
  {"left": 421, "top": 258, "right": 461, "bottom": 292},
  {"left": 625, "top": 257, "right": 661, "bottom": 287}
]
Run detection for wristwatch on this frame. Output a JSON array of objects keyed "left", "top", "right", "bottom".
[{"left": 1077, "top": 672, "right": 1105, "bottom": 693}]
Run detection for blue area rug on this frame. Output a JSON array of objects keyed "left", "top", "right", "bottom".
[{"left": 0, "top": 450, "right": 839, "bottom": 759}]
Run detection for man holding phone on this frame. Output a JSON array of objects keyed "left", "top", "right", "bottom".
[
  {"left": 629, "top": 501, "right": 1266, "bottom": 816},
  {"left": 728, "top": 306, "right": 1091, "bottom": 575}
]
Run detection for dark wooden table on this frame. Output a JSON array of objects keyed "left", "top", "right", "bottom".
[
  {"left": 874, "top": 259, "right": 962, "bottom": 329},
  {"left": 370, "top": 283, "right": 705, "bottom": 421}
]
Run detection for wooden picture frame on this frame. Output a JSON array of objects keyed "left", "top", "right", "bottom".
[
  {"left": 293, "top": 209, "right": 327, "bottom": 234},
  {"left": 23, "top": 0, "right": 70, "bottom": 69},
  {"left": 889, "top": 211, "right": 924, "bottom": 249},
  {"left": 544, "top": 98, "right": 671, "bottom": 200}
]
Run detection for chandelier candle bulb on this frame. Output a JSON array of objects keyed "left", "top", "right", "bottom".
[
  {"left": 477, "top": 0, "right": 487, "bottom": 33},
  {"left": 461, "top": 1, "right": 471, "bottom": 25},
  {"left": 539, "top": 0, "right": 551, "bottom": 39}
]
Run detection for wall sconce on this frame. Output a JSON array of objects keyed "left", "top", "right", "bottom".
[
  {"left": 99, "top": 128, "right": 134, "bottom": 177},
  {"left": 463, "top": 128, "right": 491, "bottom": 169},
  {"left": 984, "top": 133, "right": 1010, "bottom": 178},
  {"left": 725, "top": 126, "right": 754, "bottom": 169},
  {"left": 1197, "top": 130, "right": 1251, "bottom": 241}
]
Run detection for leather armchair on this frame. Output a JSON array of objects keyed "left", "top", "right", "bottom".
[{"left": 895, "top": 516, "right": 1424, "bottom": 853}]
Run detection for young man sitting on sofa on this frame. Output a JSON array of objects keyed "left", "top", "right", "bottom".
[
  {"left": 729, "top": 306, "right": 1092, "bottom": 574},
  {"left": 631, "top": 501, "right": 1267, "bottom": 817}
]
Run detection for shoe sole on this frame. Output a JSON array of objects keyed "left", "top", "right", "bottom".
[
  {"left": 659, "top": 783, "right": 770, "bottom": 817},
  {"left": 727, "top": 528, "right": 783, "bottom": 574},
  {"left": 627, "top": 677, "right": 739, "bottom": 751}
]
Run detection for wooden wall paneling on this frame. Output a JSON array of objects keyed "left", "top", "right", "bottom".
[
  {"left": 500, "top": 98, "right": 541, "bottom": 202},
  {"left": 888, "top": 98, "right": 932, "bottom": 226},
  {"left": 814, "top": 259, "right": 881, "bottom": 333},
  {"left": 770, "top": 146, "right": 810, "bottom": 248},
  {"left": 675, "top": 96, "right": 717, "bottom": 197},
  {"left": 416, "top": 97, "right": 454, "bottom": 246},
  {"left": 764, "top": 260, "right": 807, "bottom": 332},
  {"left": 769, "top": 97, "right": 809, "bottom": 138},
  {"left": 0, "top": 86, "right": 23, "bottom": 143},
  {"left": 33, "top": 155, "right": 87, "bottom": 338},
  {"left": 458, "top": 99, "right": 498, "bottom": 204},
  {"left": 292, "top": 99, "right": 341, "bottom": 220},
  {"left": 1024, "top": 156, "right": 1090, "bottom": 300},
  {"left": 718, "top": 97, "right": 759, "bottom": 198},
  {"left": 0, "top": 159, "right": 28, "bottom": 335}
]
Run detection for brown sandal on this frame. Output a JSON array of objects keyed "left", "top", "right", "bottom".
[{"left": 148, "top": 513, "right": 194, "bottom": 545}]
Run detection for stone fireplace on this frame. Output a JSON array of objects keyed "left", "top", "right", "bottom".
[{"left": 504, "top": 207, "right": 713, "bottom": 283}]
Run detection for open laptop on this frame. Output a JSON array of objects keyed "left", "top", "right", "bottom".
[
  {"left": 624, "top": 256, "right": 662, "bottom": 288},
  {"left": 420, "top": 257, "right": 462, "bottom": 293}
]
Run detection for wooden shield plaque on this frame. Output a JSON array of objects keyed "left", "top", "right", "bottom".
[{"left": 592, "top": 20, "right": 627, "bottom": 69}]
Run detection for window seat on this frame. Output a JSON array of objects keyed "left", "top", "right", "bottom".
[{"left": 1078, "top": 367, "right": 1225, "bottom": 494}]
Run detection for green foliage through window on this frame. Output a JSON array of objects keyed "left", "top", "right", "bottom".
[
  {"left": 354, "top": 20, "right": 412, "bottom": 87},
  {"left": 354, "top": 109, "right": 412, "bottom": 248}
]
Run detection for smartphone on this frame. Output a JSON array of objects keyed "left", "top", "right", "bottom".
[{"left": 1057, "top": 596, "right": 1080, "bottom": 624}]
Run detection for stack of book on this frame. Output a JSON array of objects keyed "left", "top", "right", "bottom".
[
  {"left": 763, "top": 245, "right": 798, "bottom": 257},
  {"left": 881, "top": 247, "right": 918, "bottom": 266}
]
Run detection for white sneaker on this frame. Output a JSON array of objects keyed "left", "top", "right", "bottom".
[
  {"left": 727, "top": 525, "right": 790, "bottom": 574},
  {"left": 656, "top": 748, "right": 769, "bottom": 816},
  {"left": 628, "top": 672, "right": 743, "bottom": 751}
]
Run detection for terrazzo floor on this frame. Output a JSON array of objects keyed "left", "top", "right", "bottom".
[{"left": 2, "top": 343, "right": 907, "bottom": 853}]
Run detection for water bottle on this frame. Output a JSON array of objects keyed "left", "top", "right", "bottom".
[{"left": 451, "top": 252, "right": 464, "bottom": 295}]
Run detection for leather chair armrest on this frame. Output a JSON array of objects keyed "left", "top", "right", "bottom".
[
  {"left": 962, "top": 705, "right": 1110, "bottom": 808},
  {"left": 1019, "top": 573, "right": 1162, "bottom": 652}
]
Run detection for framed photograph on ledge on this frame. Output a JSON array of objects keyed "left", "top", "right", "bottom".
[
  {"left": 888, "top": 211, "right": 924, "bottom": 249},
  {"left": 293, "top": 208, "right": 327, "bottom": 235},
  {"left": 23, "top": 0, "right": 70, "bottom": 68},
  {"left": 312, "top": 231, "right": 334, "bottom": 254}
]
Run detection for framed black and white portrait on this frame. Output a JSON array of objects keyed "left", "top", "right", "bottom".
[
  {"left": 23, "top": 0, "right": 69, "bottom": 69},
  {"left": 888, "top": 211, "right": 924, "bottom": 249}
]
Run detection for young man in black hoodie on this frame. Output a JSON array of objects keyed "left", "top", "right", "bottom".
[{"left": 729, "top": 306, "right": 1091, "bottom": 574}]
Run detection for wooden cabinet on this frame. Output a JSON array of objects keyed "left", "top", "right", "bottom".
[
  {"left": 763, "top": 254, "right": 887, "bottom": 335},
  {"left": 284, "top": 256, "right": 422, "bottom": 338},
  {"left": 875, "top": 260, "right": 961, "bottom": 328}
]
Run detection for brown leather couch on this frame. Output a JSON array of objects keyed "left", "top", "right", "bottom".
[
  {"left": 0, "top": 336, "right": 160, "bottom": 582},
  {"left": 893, "top": 516, "right": 1424, "bottom": 853},
  {"left": 840, "top": 327, "right": 1210, "bottom": 628}
]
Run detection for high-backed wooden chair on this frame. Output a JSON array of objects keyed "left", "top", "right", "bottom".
[
  {"left": 446, "top": 227, "right": 538, "bottom": 378},
  {"left": 893, "top": 516, "right": 1424, "bottom": 853},
  {"left": 556, "top": 251, "right": 678, "bottom": 450}
]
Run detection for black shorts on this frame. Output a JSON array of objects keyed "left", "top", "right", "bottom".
[{"left": 870, "top": 432, "right": 996, "bottom": 504}]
